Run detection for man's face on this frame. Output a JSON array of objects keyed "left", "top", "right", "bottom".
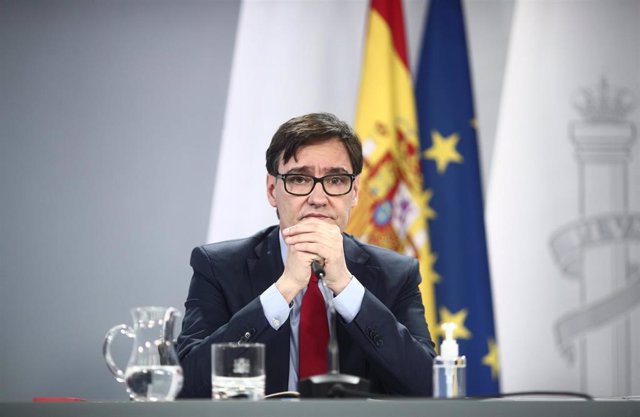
[{"left": 266, "top": 137, "right": 360, "bottom": 231}]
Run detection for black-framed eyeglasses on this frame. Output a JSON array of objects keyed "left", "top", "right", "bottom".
[{"left": 275, "top": 173, "right": 356, "bottom": 196}]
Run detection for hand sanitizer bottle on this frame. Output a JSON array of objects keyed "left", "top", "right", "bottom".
[{"left": 433, "top": 322, "right": 466, "bottom": 398}]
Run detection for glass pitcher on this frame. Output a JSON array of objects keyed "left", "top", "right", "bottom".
[{"left": 103, "top": 306, "right": 184, "bottom": 401}]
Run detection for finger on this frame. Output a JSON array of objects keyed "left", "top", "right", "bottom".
[
  {"left": 284, "top": 230, "right": 335, "bottom": 246},
  {"left": 283, "top": 226, "right": 314, "bottom": 238},
  {"left": 282, "top": 219, "right": 327, "bottom": 236},
  {"left": 289, "top": 242, "right": 323, "bottom": 257},
  {"left": 283, "top": 233, "right": 322, "bottom": 246},
  {"left": 285, "top": 223, "right": 339, "bottom": 241},
  {"left": 287, "top": 243, "right": 322, "bottom": 262}
]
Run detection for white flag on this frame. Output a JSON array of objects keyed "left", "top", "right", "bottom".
[
  {"left": 207, "top": 0, "right": 367, "bottom": 243},
  {"left": 487, "top": 0, "right": 640, "bottom": 396}
]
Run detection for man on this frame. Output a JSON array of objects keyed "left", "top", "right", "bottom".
[{"left": 177, "top": 113, "right": 436, "bottom": 397}]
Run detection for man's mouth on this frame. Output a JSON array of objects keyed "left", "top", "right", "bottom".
[{"left": 302, "top": 213, "right": 332, "bottom": 220}]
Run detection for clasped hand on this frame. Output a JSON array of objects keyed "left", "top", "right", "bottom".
[{"left": 276, "top": 219, "right": 352, "bottom": 303}]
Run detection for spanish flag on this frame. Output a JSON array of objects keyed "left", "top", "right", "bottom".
[{"left": 347, "top": 0, "right": 436, "bottom": 329}]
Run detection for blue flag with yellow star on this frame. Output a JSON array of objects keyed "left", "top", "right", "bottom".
[{"left": 415, "top": 0, "right": 500, "bottom": 395}]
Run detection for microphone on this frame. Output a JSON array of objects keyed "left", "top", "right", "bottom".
[
  {"left": 299, "top": 260, "right": 370, "bottom": 398},
  {"left": 311, "top": 260, "right": 325, "bottom": 279}
]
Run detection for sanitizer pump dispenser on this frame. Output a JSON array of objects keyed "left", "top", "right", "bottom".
[{"left": 433, "top": 322, "right": 466, "bottom": 398}]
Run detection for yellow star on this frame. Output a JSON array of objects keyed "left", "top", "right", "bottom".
[
  {"left": 423, "top": 130, "right": 463, "bottom": 174},
  {"left": 423, "top": 188, "right": 436, "bottom": 220},
  {"left": 424, "top": 251, "right": 440, "bottom": 284},
  {"left": 437, "top": 307, "right": 471, "bottom": 340},
  {"left": 482, "top": 338, "right": 500, "bottom": 379}
]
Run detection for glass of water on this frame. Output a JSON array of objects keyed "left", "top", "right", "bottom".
[{"left": 211, "top": 343, "right": 265, "bottom": 400}]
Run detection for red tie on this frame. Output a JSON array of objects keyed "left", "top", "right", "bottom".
[{"left": 298, "top": 272, "right": 329, "bottom": 379}]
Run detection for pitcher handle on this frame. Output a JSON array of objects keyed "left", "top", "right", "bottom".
[
  {"left": 103, "top": 324, "right": 134, "bottom": 383},
  {"left": 162, "top": 307, "right": 181, "bottom": 344}
]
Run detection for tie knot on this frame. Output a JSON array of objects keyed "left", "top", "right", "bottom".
[{"left": 310, "top": 272, "right": 318, "bottom": 283}]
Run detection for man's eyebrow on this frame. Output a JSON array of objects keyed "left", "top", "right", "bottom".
[
  {"left": 324, "top": 167, "right": 350, "bottom": 174},
  {"left": 284, "top": 166, "right": 351, "bottom": 175},
  {"left": 284, "top": 166, "right": 313, "bottom": 175}
]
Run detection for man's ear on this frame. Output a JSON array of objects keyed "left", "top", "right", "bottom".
[
  {"left": 266, "top": 174, "right": 277, "bottom": 207},
  {"left": 351, "top": 175, "right": 360, "bottom": 208}
]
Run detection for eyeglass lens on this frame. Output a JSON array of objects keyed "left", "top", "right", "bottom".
[{"left": 283, "top": 174, "right": 353, "bottom": 196}]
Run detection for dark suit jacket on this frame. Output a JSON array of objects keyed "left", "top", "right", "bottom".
[{"left": 176, "top": 226, "right": 436, "bottom": 398}]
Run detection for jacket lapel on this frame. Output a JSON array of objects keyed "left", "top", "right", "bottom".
[
  {"left": 247, "top": 226, "right": 284, "bottom": 296},
  {"left": 344, "top": 234, "right": 378, "bottom": 291}
]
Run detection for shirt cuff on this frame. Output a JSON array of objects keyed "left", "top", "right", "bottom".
[
  {"left": 333, "top": 275, "right": 365, "bottom": 323},
  {"left": 259, "top": 283, "right": 291, "bottom": 330}
]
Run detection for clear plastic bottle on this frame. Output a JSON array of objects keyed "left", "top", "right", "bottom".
[{"left": 433, "top": 322, "right": 466, "bottom": 398}]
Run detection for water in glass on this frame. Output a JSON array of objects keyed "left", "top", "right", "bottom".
[{"left": 212, "top": 375, "right": 266, "bottom": 400}]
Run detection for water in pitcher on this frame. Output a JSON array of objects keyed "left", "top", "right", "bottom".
[
  {"left": 124, "top": 365, "right": 183, "bottom": 401},
  {"left": 212, "top": 375, "right": 265, "bottom": 400}
]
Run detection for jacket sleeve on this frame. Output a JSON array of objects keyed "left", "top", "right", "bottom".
[
  {"left": 342, "top": 258, "right": 436, "bottom": 396},
  {"left": 176, "top": 246, "right": 276, "bottom": 398}
]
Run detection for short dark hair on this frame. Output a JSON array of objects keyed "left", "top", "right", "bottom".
[{"left": 265, "top": 113, "right": 363, "bottom": 176}]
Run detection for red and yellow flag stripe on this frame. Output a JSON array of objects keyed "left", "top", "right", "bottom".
[{"left": 348, "top": 0, "right": 437, "bottom": 329}]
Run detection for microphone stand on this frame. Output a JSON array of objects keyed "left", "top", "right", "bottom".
[{"left": 298, "top": 263, "right": 370, "bottom": 398}]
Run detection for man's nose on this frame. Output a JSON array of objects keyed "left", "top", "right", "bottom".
[{"left": 307, "top": 180, "right": 328, "bottom": 204}]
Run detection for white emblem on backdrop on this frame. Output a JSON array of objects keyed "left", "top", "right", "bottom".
[{"left": 550, "top": 78, "right": 639, "bottom": 395}]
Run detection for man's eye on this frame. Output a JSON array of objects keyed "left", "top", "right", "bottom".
[
  {"left": 288, "top": 175, "right": 309, "bottom": 184},
  {"left": 327, "top": 176, "right": 345, "bottom": 185}
]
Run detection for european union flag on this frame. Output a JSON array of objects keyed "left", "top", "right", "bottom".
[{"left": 415, "top": 0, "right": 500, "bottom": 395}]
